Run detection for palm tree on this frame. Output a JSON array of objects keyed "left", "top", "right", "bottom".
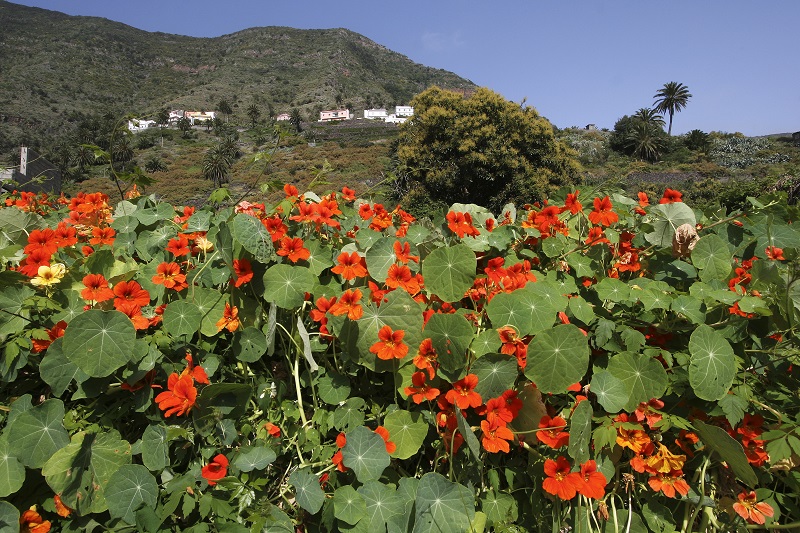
[
  {"left": 632, "top": 108, "right": 666, "bottom": 130},
  {"left": 246, "top": 104, "right": 261, "bottom": 129},
  {"left": 202, "top": 144, "right": 233, "bottom": 187},
  {"left": 653, "top": 82, "right": 692, "bottom": 135},
  {"left": 626, "top": 122, "right": 667, "bottom": 162}
]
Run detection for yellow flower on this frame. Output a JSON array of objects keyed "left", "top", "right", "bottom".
[
  {"left": 30, "top": 263, "right": 66, "bottom": 287},
  {"left": 645, "top": 443, "right": 686, "bottom": 473},
  {"left": 194, "top": 234, "right": 214, "bottom": 252}
]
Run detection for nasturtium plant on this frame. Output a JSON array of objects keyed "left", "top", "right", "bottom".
[{"left": 0, "top": 183, "right": 798, "bottom": 532}]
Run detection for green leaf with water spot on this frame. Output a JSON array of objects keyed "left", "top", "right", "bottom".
[
  {"left": 263, "top": 264, "right": 315, "bottom": 309},
  {"left": 6, "top": 398, "right": 69, "bottom": 468},
  {"left": 692, "top": 234, "right": 733, "bottom": 282},
  {"left": 421, "top": 244, "right": 476, "bottom": 302},
  {"left": 471, "top": 353, "right": 518, "bottom": 400},
  {"left": 62, "top": 309, "right": 135, "bottom": 377},
  {"left": 414, "top": 472, "right": 475, "bottom": 533},
  {"left": 233, "top": 326, "right": 268, "bottom": 363},
  {"left": 524, "top": 325, "right": 589, "bottom": 394},
  {"left": 342, "top": 426, "right": 391, "bottom": 482},
  {"left": 289, "top": 469, "right": 325, "bottom": 514},
  {"left": 105, "top": 464, "right": 158, "bottom": 524},
  {"left": 607, "top": 352, "right": 668, "bottom": 412},
  {"left": 333, "top": 485, "right": 367, "bottom": 526},
  {"left": 383, "top": 409, "right": 429, "bottom": 460},
  {"left": 163, "top": 300, "right": 202, "bottom": 338},
  {"left": 689, "top": 325, "right": 736, "bottom": 401}
]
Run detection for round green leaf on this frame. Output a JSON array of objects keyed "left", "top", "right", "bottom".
[
  {"left": 486, "top": 290, "right": 554, "bottom": 337},
  {"left": 333, "top": 397, "right": 366, "bottom": 431},
  {"left": 163, "top": 300, "right": 202, "bottom": 338},
  {"left": 0, "top": 501, "right": 19, "bottom": 533},
  {"left": 105, "top": 464, "right": 158, "bottom": 525},
  {"left": 333, "top": 485, "right": 367, "bottom": 526},
  {"left": 471, "top": 353, "right": 518, "bottom": 400},
  {"left": 232, "top": 212, "right": 274, "bottom": 263},
  {"left": 415, "top": 473, "right": 475, "bottom": 533},
  {"left": 0, "top": 438, "right": 25, "bottom": 498},
  {"left": 289, "top": 468, "right": 325, "bottom": 515},
  {"left": 365, "top": 237, "right": 398, "bottom": 283},
  {"left": 425, "top": 312, "right": 474, "bottom": 374},
  {"left": 358, "top": 480, "right": 404, "bottom": 530},
  {"left": 141, "top": 425, "right": 169, "bottom": 472},
  {"left": 263, "top": 264, "right": 315, "bottom": 309},
  {"left": 589, "top": 370, "right": 628, "bottom": 413},
  {"left": 39, "top": 337, "right": 90, "bottom": 396},
  {"left": 234, "top": 446, "right": 277, "bottom": 472},
  {"left": 190, "top": 287, "right": 228, "bottom": 337},
  {"left": 318, "top": 372, "right": 352, "bottom": 405},
  {"left": 482, "top": 491, "right": 518, "bottom": 526},
  {"left": 383, "top": 409, "right": 429, "bottom": 460},
  {"left": 342, "top": 426, "right": 391, "bottom": 482},
  {"left": 524, "top": 325, "right": 589, "bottom": 394},
  {"left": 645, "top": 202, "right": 696, "bottom": 248},
  {"left": 353, "top": 289, "right": 424, "bottom": 371},
  {"left": 62, "top": 309, "right": 136, "bottom": 378},
  {"left": 421, "top": 244, "right": 476, "bottom": 302},
  {"left": 607, "top": 352, "right": 668, "bottom": 412},
  {"left": 692, "top": 234, "right": 733, "bottom": 282},
  {"left": 689, "top": 324, "right": 736, "bottom": 401},
  {"left": 6, "top": 398, "right": 69, "bottom": 468},
  {"left": 233, "top": 326, "right": 268, "bottom": 363}
]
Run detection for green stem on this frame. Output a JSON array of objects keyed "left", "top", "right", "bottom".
[{"left": 682, "top": 455, "right": 710, "bottom": 533}]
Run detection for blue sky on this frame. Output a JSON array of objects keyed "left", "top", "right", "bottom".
[{"left": 12, "top": 0, "right": 800, "bottom": 136}]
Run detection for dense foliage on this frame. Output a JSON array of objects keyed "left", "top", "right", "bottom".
[
  {"left": 2, "top": 179, "right": 800, "bottom": 532},
  {"left": 392, "top": 87, "right": 582, "bottom": 215}
]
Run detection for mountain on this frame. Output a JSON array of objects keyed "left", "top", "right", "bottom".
[{"left": 0, "top": 1, "right": 475, "bottom": 160}]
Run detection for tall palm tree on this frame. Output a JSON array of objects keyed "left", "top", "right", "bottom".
[
  {"left": 633, "top": 108, "right": 666, "bottom": 130},
  {"left": 202, "top": 144, "right": 233, "bottom": 187},
  {"left": 653, "top": 82, "right": 692, "bottom": 135}
]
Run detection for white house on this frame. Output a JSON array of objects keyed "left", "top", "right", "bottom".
[
  {"left": 184, "top": 111, "right": 216, "bottom": 126},
  {"left": 385, "top": 114, "right": 408, "bottom": 124},
  {"left": 319, "top": 109, "right": 350, "bottom": 122},
  {"left": 363, "top": 108, "right": 388, "bottom": 120},
  {"left": 276, "top": 113, "right": 291, "bottom": 121},
  {"left": 395, "top": 105, "right": 414, "bottom": 117},
  {"left": 127, "top": 119, "right": 157, "bottom": 133},
  {"left": 168, "top": 110, "right": 185, "bottom": 124}
]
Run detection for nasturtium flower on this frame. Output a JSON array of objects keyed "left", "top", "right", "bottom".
[
  {"left": 30, "top": 263, "right": 66, "bottom": 288},
  {"left": 276, "top": 236, "right": 311, "bottom": 263},
  {"left": 232, "top": 258, "right": 254, "bottom": 287},
  {"left": 480, "top": 419, "right": 514, "bottom": 453},
  {"left": 588, "top": 196, "right": 619, "bottom": 227},
  {"left": 89, "top": 226, "right": 116, "bottom": 246},
  {"left": 31, "top": 320, "right": 67, "bottom": 353},
  {"left": 404, "top": 371, "right": 440, "bottom": 404},
  {"left": 331, "top": 251, "right": 368, "bottom": 280},
  {"left": 446, "top": 211, "right": 480, "bottom": 238},
  {"left": 537, "top": 415, "right": 570, "bottom": 449},
  {"left": 576, "top": 460, "right": 608, "bottom": 500},
  {"left": 24, "top": 227, "right": 58, "bottom": 256},
  {"left": 385, "top": 264, "right": 421, "bottom": 295},
  {"left": 263, "top": 215, "right": 287, "bottom": 242},
  {"left": 193, "top": 233, "right": 214, "bottom": 252},
  {"left": 53, "top": 221, "right": 77, "bottom": 248},
  {"left": 329, "top": 289, "right": 363, "bottom": 320},
  {"left": 414, "top": 338, "right": 439, "bottom": 379},
  {"left": 542, "top": 456, "right": 582, "bottom": 500},
  {"left": 264, "top": 422, "right": 281, "bottom": 438},
  {"left": 155, "top": 373, "right": 198, "bottom": 417},
  {"left": 20, "top": 248, "right": 53, "bottom": 277},
  {"left": 113, "top": 280, "right": 151, "bottom": 311},
  {"left": 765, "top": 246, "right": 785, "bottom": 261},
  {"left": 216, "top": 302, "right": 240, "bottom": 332},
  {"left": 733, "top": 491, "right": 774, "bottom": 525},
  {"left": 152, "top": 261, "right": 188, "bottom": 291},
  {"left": 659, "top": 188, "right": 683, "bottom": 204},
  {"left": 201, "top": 454, "right": 229, "bottom": 486},
  {"left": 81, "top": 273, "right": 115, "bottom": 302},
  {"left": 445, "top": 374, "right": 482, "bottom": 410},
  {"left": 647, "top": 469, "right": 690, "bottom": 498},
  {"left": 484, "top": 396, "right": 514, "bottom": 425},
  {"left": 19, "top": 506, "right": 50, "bottom": 533},
  {"left": 166, "top": 234, "right": 190, "bottom": 256},
  {"left": 374, "top": 426, "right": 397, "bottom": 454},
  {"left": 393, "top": 240, "right": 419, "bottom": 264},
  {"left": 564, "top": 191, "right": 582, "bottom": 214},
  {"left": 54, "top": 494, "right": 73, "bottom": 517},
  {"left": 341, "top": 186, "right": 356, "bottom": 201},
  {"left": 369, "top": 325, "right": 409, "bottom": 360},
  {"left": 645, "top": 443, "right": 686, "bottom": 474}
]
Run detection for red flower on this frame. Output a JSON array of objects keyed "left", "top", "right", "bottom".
[
  {"left": 166, "top": 234, "right": 190, "bottom": 256},
  {"left": 537, "top": 415, "right": 570, "bottom": 448},
  {"left": 332, "top": 251, "right": 368, "bottom": 280},
  {"left": 264, "top": 422, "right": 281, "bottom": 438},
  {"left": 262, "top": 215, "right": 287, "bottom": 242},
  {"left": 647, "top": 469, "right": 690, "bottom": 498},
  {"left": 53, "top": 221, "right": 77, "bottom": 248},
  {"left": 19, "top": 507, "right": 51, "bottom": 533},
  {"left": 232, "top": 258, "right": 254, "bottom": 287},
  {"left": 369, "top": 325, "right": 409, "bottom": 360},
  {"left": 386, "top": 264, "right": 421, "bottom": 295},
  {"left": 329, "top": 289, "right": 363, "bottom": 320},
  {"left": 113, "top": 280, "right": 151, "bottom": 311},
  {"left": 201, "top": 454, "right": 229, "bottom": 486},
  {"left": 659, "top": 188, "right": 683, "bottom": 204},
  {"left": 542, "top": 456, "right": 582, "bottom": 500},
  {"left": 587, "top": 196, "right": 619, "bottom": 227},
  {"left": 404, "top": 371, "right": 440, "bottom": 403},
  {"left": 576, "top": 460, "right": 607, "bottom": 500},
  {"left": 31, "top": 320, "right": 68, "bottom": 353},
  {"left": 637, "top": 191, "right": 650, "bottom": 207},
  {"left": 89, "top": 226, "right": 116, "bottom": 246},
  {"left": 81, "top": 273, "right": 115, "bottom": 302},
  {"left": 564, "top": 191, "right": 582, "bottom": 214},
  {"left": 152, "top": 262, "right": 188, "bottom": 291},
  {"left": 413, "top": 338, "right": 439, "bottom": 379},
  {"left": 216, "top": 302, "right": 240, "bottom": 332},
  {"left": 341, "top": 186, "right": 356, "bottom": 201},
  {"left": 445, "top": 374, "right": 482, "bottom": 410},
  {"left": 24, "top": 228, "right": 58, "bottom": 256},
  {"left": 374, "top": 426, "right": 397, "bottom": 454},
  {"left": 765, "top": 246, "right": 785, "bottom": 261},
  {"left": 484, "top": 396, "right": 514, "bottom": 426},
  {"left": 733, "top": 491, "right": 774, "bottom": 525},
  {"left": 480, "top": 419, "right": 514, "bottom": 453},
  {"left": 276, "top": 236, "right": 310, "bottom": 263},
  {"left": 155, "top": 373, "right": 198, "bottom": 417},
  {"left": 446, "top": 211, "right": 480, "bottom": 238}
]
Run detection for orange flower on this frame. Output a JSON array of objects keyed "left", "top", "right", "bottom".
[
  {"left": 358, "top": 203, "right": 374, "bottom": 220},
  {"left": 166, "top": 234, "right": 190, "bottom": 256},
  {"left": 81, "top": 273, "right": 115, "bottom": 302},
  {"left": 31, "top": 320, "right": 67, "bottom": 353},
  {"left": 765, "top": 246, "right": 785, "bottom": 261},
  {"left": 480, "top": 419, "right": 514, "bottom": 453},
  {"left": 484, "top": 396, "right": 514, "bottom": 426},
  {"left": 331, "top": 251, "right": 368, "bottom": 280},
  {"left": 329, "top": 289, "right": 363, "bottom": 320},
  {"left": 587, "top": 196, "right": 619, "bottom": 227},
  {"left": 24, "top": 228, "right": 59, "bottom": 256},
  {"left": 659, "top": 188, "right": 683, "bottom": 204},
  {"left": 564, "top": 191, "right": 582, "bottom": 214},
  {"left": 637, "top": 191, "right": 650, "bottom": 207},
  {"left": 369, "top": 325, "right": 409, "bottom": 360},
  {"left": 385, "top": 264, "right": 421, "bottom": 295},
  {"left": 155, "top": 373, "right": 198, "bottom": 417},
  {"left": 733, "top": 491, "right": 774, "bottom": 525},
  {"left": 498, "top": 326, "right": 528, "bottom": 368},
  {"left": 404, "top": 371, "right": 440, "bottom": 403},
  {"left": 576, "top": 460, "right": 607, "bottom": 500},
  {"left": 116, "top": 301, "right": 151, "bottom": 330},
  {"left": 216, "top": 302, "right": 240, "bottom": 332},
  {"left": 542, "top": 456, "right": 582, "bottom": 500},
  {"left": 341, "top": 186, "right": 356, "bottom": 201},
  {"left": 201, "top": 454, "right": 229, "bottom": 486},
  {"left": 53, "top": 221, "right": 77, "bottom": 248},
  {"left": 264, "top": 422, "right": 281, "bottom": 438},
  {"left": 445, "top": 374, "right": 482, "bottom": 410},
  {"left": 413, "top": 338, "right": 439, "bottom": 379},
  {"left": 284, "top": 183, "right": 300, "bottom": 199},
  {"left": 89, "top": 226, "right": 116, "bottom": 245},
  {"left": 53, "top": 494, "right": 73, "bottom": 517},
  {"left": 19, "top": 507, "right": 51, "bottom": 533},
  {"left": 648, "top": 470, "right": 690, "bottom": 498},
  {"left": 113, "top": 280, "right": 151, "bottom": 310},
  {"left": 277, "top": 236, "right": 311, "bottom": 263},
  {"left": 20, "top": 248, "right": 53, "bottom": 277},
  {"left": 585, "top": 226, "right": 609, "bottom": 246},
  {"left": 446, "top": 211, "right": 480, "bottom": 238},
  {"left": 393, "top": 240, "right": 419, "bottom": 264},
  {"left": 152, "top": 262, "right": 188, "bottom": 291},
  {"left": 616, "top": 423, "right": 651, "bottom": 454},
  {"left": 645, "top": 443, "right": 686, "bottom": 474},
  {"left": 374, "top": 426, "right": 397, "bottom": 454},
  {"left": 263, "top": 215, "right": 287, "bottom": 242},
  {"left": 232, "top": 258, "right": 254, "bottom": 287},
  {"left": 537, "top": 415, "right": 570, "bottom": 448}
]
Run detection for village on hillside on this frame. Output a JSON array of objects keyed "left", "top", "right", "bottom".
[{"left": 127, "top": 106, "right": 415, "bottom": 132}]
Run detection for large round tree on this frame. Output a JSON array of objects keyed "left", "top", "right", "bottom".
[
  {"left": 392, "top": 87, "right": 581, "bottom": 214},
  {"left": 653, "top": 82, "right": 692, "bottom": 136}
]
